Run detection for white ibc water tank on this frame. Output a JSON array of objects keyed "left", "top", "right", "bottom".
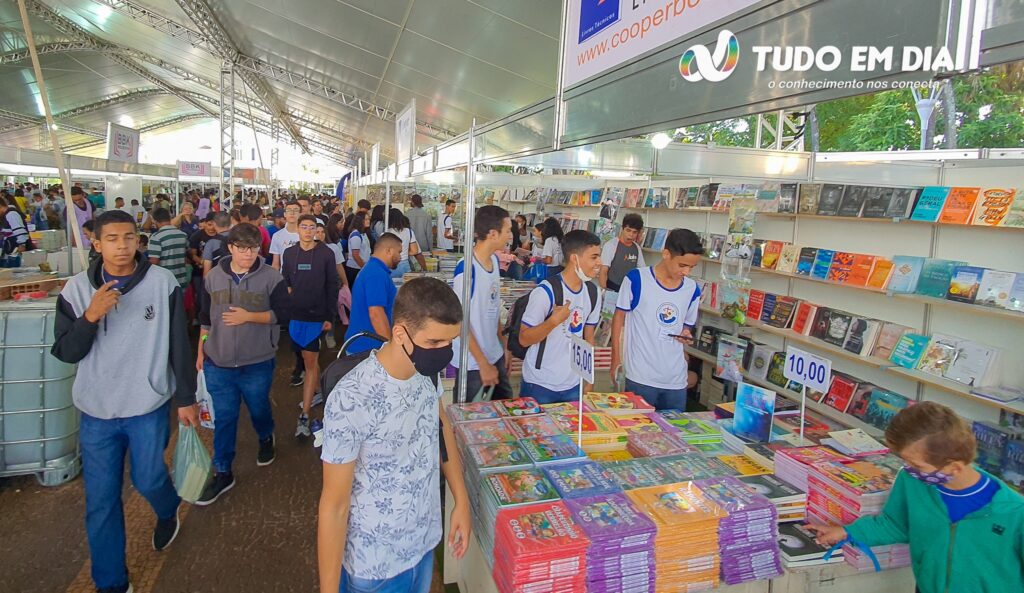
[{"left": 0, "top": 298, "right": 79, "bottom": 486}]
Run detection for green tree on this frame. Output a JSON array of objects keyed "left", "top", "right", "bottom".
[{"left": 677, "top": 116, "right": 756, "bottom": 147}]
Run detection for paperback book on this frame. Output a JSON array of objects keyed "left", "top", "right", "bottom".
[
  {"left": 863, "top": 390, "right": 911, "bottom": 430},
  {"left": 810, "top": 249, "right": 836, "bottom": 280},
  {"left": 971, "top": 187, "right": 1017, "bottom": 227},
  {"left": 916, "top": 259, "right": 968, "bottom": 299},
  {"left": 520, "top": 435, "right": 586, "bottom": 464},
  {"left": 910, "top": 186, "right": 951, "bottom": 222},
  {"left": 889, "top": 333, "right": 932, "bottom": 368},
  {"left": 716, "top": 335, "right": 748, "bottom": 383},
  {"left": 976, "top": 270, "right": 1017, "bottom": 308},
  {"left": 888, "top": 256, "right": 926, "bottom": 293},
  {"left": 865, "top": 258, "right": 895, "bottom": 290},
  {"left": 938, "top": 187, "right": 981, "bottom": 224},
  {"left": 816, "top": 184, "right": 846, "bottom": 216},
  {"left": 778, "top": 183, "right": 799, "bottom": 213},
  {"left": 777, "top": 244, "right": 800, "bottom": 274},
  {"left": 798, "top": 184, "right": 823, "bottom": 215},
  {"left": 485, "top": 469, "right": 560, "bottom": 507},
  {"left": 886, "top": 188, "right": 920, "bottom": 219},
  {"left": 734, "top": 382, "right": 778, "bottom": 442},
  {"left": 542, "top": 460, "right": 622, "bottom": 499},
  {"left": 861, "top": 187, "right": 894, "bottom": 218},
  {"left": 837, "top": 185, "right": 869, "bottom": 217},
  {"left": 796, "top": 247, "right": 818, "bottom": 276}
]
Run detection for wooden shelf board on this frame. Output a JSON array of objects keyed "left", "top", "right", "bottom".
[
  {"left": 892, "top": 292, "right": 1024, "bottom": 322},
  {"left": 741, "top": 320, "right": 895, "bottom": 370},
  {"left": 760, "top": 211, "right": 1024, "bottom": 232}
]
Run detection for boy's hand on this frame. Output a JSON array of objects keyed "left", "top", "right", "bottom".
[
  {"left": 448, "top": 502, "right": 472, "bottom": 560},
  {"left": 479, "top": 362, "right": 499, "bottom": 387},
  {"left": 804, "top": 523, "right": 847, "bottom": 546},
  {"left": 178, "top": 404, "right": 200, "bottom": 427},
  {"left": 550, "top": 300, "right": 572, "bottom": 325},
  {"left": 85, "top": 281, "right": 120, "bottom": 323},
  {"left": 673, "top": 328, "right": 694, "bottom": 346},
  {"left": 222, "top": 306, "right": 251, "bottom": 326}
]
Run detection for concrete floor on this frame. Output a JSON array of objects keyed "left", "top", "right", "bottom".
[{"left": 0, "top": 338, "right": 452, "bottom": 593}]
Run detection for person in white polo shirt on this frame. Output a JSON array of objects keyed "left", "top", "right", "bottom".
[
  {"left": 518, "top": 230, "right": 603, "bottom": 403},
  {"left": 611, "top": 228, "right": 704, "bottom": 410}
]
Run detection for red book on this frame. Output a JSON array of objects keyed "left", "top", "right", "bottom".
[
  {"left": 791, "top": 302, "right": 818, "bottom": 335},
  {"left": 824, "top": 375, "right": 859, "bottom": 413},
  {"left": 747, "top": 290, "right": 766, "bottom": 320},
  {"left": 826, "top": 252, "right": 855, "bottom": 283},
  {"left": 846, "top": 255, "right": 876, "bottom": 287},
  {"left": 761, "top": 241, "right": 785, "bottom": 270}
]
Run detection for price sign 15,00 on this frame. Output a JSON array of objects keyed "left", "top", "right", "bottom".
[
  {"left": 783, "top": 346, "right": 832, "bottom": 393},
  {"left": 570, "top": 336, "right": 594, "bottom": 384}
]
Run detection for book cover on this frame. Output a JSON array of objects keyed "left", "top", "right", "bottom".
[
  {"left": 848, "top": 383, "right": 878, "bottom": 419},
  {"left": 614, "top": 413, "right": 669, "bottom": 434},
  {"left": 485, "top": 469, "right": 560, "bottom": 506},
  {"left": 520, "top": 435, "right": 585, "bottom": 464},
  {"left": 747, "top": 290, "right": 766, "bottom": 321},
  {"left": 447, "top": 401, "right": 500, "bottom": 422},
  {"left": 756, "top": 182, "right": 781, "bottom": 212},
  {"left": 761, "top": 240, "right": 785, "bottom": 270},
  {"left": 766, "top": 352, "right": 789, "bottom": 389},
  {"left": 824, "top": 374, "right": 859, "bottom": 413},
  {"left": 542, "top": 460, "right": 621, "bottom": 499},
  {"left": 791, "top": 302, "right": 818, "bottom": 335},
  {"left": 494, "top": 501, "right": 589, "bottom": 556},
  {"left": 864, "top": 390, "right": 911, "bottom": 430},
  {"left": 976, "top": 270, "right": 1017, "bottom": 309},
  {"left": 886, "top": 188, "right": 920, "bottom": 219},
  {"left": 652, "top": 228, "right": 669, "bottom": 251},
  {"left": 945, "top": 340, "right": 998, "bottom": 387},
  {"left": 564, "top": 493, "right": 658, "bottom": 543},
  {"left": 889, "top": 333, "right": 932, "bottom": 369},
  {"left": 861, "top": 187, "right": 894, "bottom": 218},
  {"left": 798, "top": 184, "right": 823, "bottom": 215},
  {"left": 716, "top": 455, "right": 773, "bottom": 476},
  {"left": 910, "top": 186, "right": 952, "bottom": 222},
  {"left": 497, "top": 398, "right": 543, "bottom": 417},
  {"left": 865, "top": 258, "right": 895, "bottom": 291},
  {"left": 973, "top": 421, "right": 1024, "bottom": 473},
  {"left": 507, "top": 415, "right": 565, "bottom": 439},
  {"left": 707, "top": 234, "right": 727, "bottom": 260},
  {"left": 777, "top": 523, "right": 834, "bottom": 561},
  {"left": 1001, "top": 441, "right": 1024, "bottom": 492},
  {"left": 739, "top": 474, "right": 803, "bottom": 503},
  {"left": 759, "top": 293, "right": 778, "bottom": 324},
  {"left": 816, "top": 184, "right": 847, "bottom": 216},
  {"left": 847, "top": 255, "right": 876, "bottom": 287},
  {"left": 719, "top": 283, "right": 750, "bottom": 320},
  {"left": 695, "top": 183, "right": 719, "bottom": 208},
  {"left": 602, "top": 458, "right": 675, "bottom": 490},
  {"left": 796, "top": 247, "right": 818, "bottom": 276},
  {"left": 937, "top": 187, "right": 981, "bottom": 224},
  {"left": 843, "top": 318, "right": 881, "bottom": 356},
  {"left": 585, "top": 392, "right": 655, "bottom": 415},
  {"left": 655, "top": 453, "right": 740, "bottom": 481},
  {"left": 625, "top": 482, "right": 727, "bottom": 526},
  {"left": 469, "top": 441, "right": 532, "bottom": 469},
  {"left": 777, "top": 244, "right": 800, "bottom": 274},
  {"left": 916, "top": 258, "right": 968, "bottom": 299},
  {"left": 734, "top": 382, "right": 778, "bottom": 442},
  {"left": 677, "top": 186, "right": 701, "bottom": 209},
  {"left": 822, "top": 310, "right": 854, "bottom": 347},
  {"left": 716, "top": 335, "right": 748, "bottom": 383},
  {"left": 808, "top": 307, "right": 833, "bottom": 341},
  {"left": 457, "top": 419, "right": 517, "bottom": 444},
  {"left": 713, "top": 184, "right": 741, "bottom": 211},
  {"left": 826, "top": 252, "right": 855, "bottom": 283},
  {"left": 750, "top": 239, "right": 766, "bottom": 268},
  {"left": 810, "top": 249, "right": 835, "bottom": 280},
  {"left": 729, "top": 198, "right": 759, "bottom": 235},
  {"left": 947, "top": 265, "right": 986, "bottom": 303},
  {"left": 587, "top": 450, "right": 633, "bottom": 462},
  {"left": 627, "top": 431, "right": 693, "bottom": 458},
  {"left": 767, "top": 297, "right": 798, "bottom": 329},
  {"left": 971, "top": 187, "right": 1018, "bottom": 227},
  {"left": 747, "top": 345, "right": 776, "bottom": 381},
  {"left": 888, "top": 255, "right": 926, "bottom": 293},
  {"left": 837, "top": 185, "right": 869, "bottom": 217},
  {"left": 778, "top": 183, "right": 798, "bottom": 213},
  {"left": 697, "top": 325, "right": 722, "bottom": 354}
]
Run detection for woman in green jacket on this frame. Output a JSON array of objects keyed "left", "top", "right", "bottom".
[{"left": 808, "top": 402, "right": 1024, "bottom": 593}]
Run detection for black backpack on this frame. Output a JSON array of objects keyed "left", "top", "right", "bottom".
[{"left": 504, "top": 279, "right": 598, "bottom": 369}]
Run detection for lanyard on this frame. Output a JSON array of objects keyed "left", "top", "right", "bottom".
[{"left": 824, "top": 536, "right": 882, "bottom": 572}]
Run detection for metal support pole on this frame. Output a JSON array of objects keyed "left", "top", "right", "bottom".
[
  {"left": 15, "top": 0, "right": 85, "bottom": 271},
  {"left": 552, "top": 0, "right": 571, "bottom": 152},
  {"left": 219, "top": 60, "right": 235, "bottom": 210},
  {"left": 271, "top": 119, "right": 280, "bottom": 201},
  {"left": 384, "top": 168, "right": 391, "bottom": 230},
  {"left": 456, "top": 120, "right": 477, "bottom": 404}
]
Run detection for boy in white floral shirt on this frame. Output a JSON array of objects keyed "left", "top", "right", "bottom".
[{"left": 318, "top": 277, "right": 471, "bottom": 593}]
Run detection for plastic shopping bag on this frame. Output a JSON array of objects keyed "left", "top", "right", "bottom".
[
  {"left": 523, "top": 263, "right": 548, "bottom": 284},
  {"left": 196, "top": 371, "right": 215, "bottom": 430},
  {"left": 173, "top": 423, "right": 212, "bottom": 504}
]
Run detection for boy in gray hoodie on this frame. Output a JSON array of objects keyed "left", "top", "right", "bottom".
[
  {"left": 195, "top": 223, "right": 290, "bottom": 505},
  {"left": 52, "top": 210, "right": 198, "bottom": 593}
]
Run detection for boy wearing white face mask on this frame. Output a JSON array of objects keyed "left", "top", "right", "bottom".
[{"left": 517, "top": 230, "right": 603, "bottom": 403}]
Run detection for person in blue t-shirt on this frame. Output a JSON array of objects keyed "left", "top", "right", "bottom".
[{"left": 343, "top": 233, "right": 403, "bottom": 354}]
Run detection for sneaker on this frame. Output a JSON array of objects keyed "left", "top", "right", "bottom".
[
  {"left": 257, "top": 435, "right": 275, "bottom": 466},
  {"left": 289, "top": 369, "right": 305, "bottom": 387},
  {"left": 325, "top": 333, "right": 336, "bottom": 349},
  {"left": 297, "top": 392, "right": 324, "bottom": 409},
  {"left": 97, "top": 583, "right": 133, "bottom": 593},
  {"left": 153, "top": 507, "right": 180, "bottom": 551},
  {"left": 194, "top": 472, "right": 235, "bottom": 507},
  {"left": 310, "top": 419, "right": 324, "bottom": 448},
  {"left": 295, "top": 414, "right": 311, "bottom": 439}
]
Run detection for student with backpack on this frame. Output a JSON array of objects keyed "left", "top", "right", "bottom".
[
  {"left": 509, "top": 230, "right": 603, "bottom": 403},
  {"left": 201, "top": 212, "right": 232, "bottom": 276}
]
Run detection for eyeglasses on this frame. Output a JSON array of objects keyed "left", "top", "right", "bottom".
[
  {"left": 284, "top": 208, "right": 300, "bottom": 214},
  {"left": 230, "top": 245, "right": 259, "bottom": 254},
  {"left": 298, "top": 225, "right": 317, "bottom": 231}
]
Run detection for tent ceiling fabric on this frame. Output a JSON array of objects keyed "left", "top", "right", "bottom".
[{"left": 0, "top": 0, "right": 560, "bottom": 166}]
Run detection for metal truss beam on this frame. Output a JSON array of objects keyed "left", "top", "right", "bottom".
[
  {"left": 0, "top": 88, "right": 165, "bottom": 135},
  {"left": 0, "top": 40, "right": 93, "bottom": 64},
  {"left": 219, "top": 61, "right": 235, "bottom": 203},
  {"left": 755, "top": 108, "right": 809, "bottom": 152},
  {"left": 62, "top": 113, "right": 208, "bottom": 151},
  {"left": 0, "top": 107, "right": 105, "bottom": 138},
  {"left": 91, "top": 0, "right": 211, "bottom": 51}
]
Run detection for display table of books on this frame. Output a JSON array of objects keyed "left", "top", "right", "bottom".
[{"left": 442, "top": 395, "right": 916, "bottom": 593}]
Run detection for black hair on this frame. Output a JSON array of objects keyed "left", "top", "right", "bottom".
[
  {"left": 562, "top": 229, "right": 600, "bottom": 257},
  {"left": 227, "top": 222, "right": 262, "bottom": 248},
  {"left": 445, "top": 199, "right": 456, "bottom": 207},
  {"left": 82, "top": 219, "right": 95, "bottom": 232},
  {"left": 347, "top": 212, "right": 368, "bottom": 236},
  {"left": 115, "top": 197, "right": 124, "bottom": 203},
  {"left": 410, "top": 194, "right": 423, "bottom": 208},
  {"left": 357, "top": 199, "right": 372, "bottom": 211},
  {"left": 71, "top": 186, "right": 85, "bottom": 196},
  {"left": 285, "top": 200, "right": 300, "bottom": 209},
  {"left": 370, "top": 204, "right": 385, "bottom": 226},
  {"left": 664, "top": 228, "right": 705, "bottom": 257},
  {"left": 131, "top": 199, "right": 139, "bottom": 205},
  {"left": 203, "top": 213, "right": 216, "bottom": 223},
  {"left": 474, "top": 205, "right": 509, "bottom": 241},
  {"left": 152, "top": 208, "right": 171, "bottom": 223},
  {"left": 387, "top": 208, "right": 409, "bottom": 231},
  {"left": 94, "top": 209, "right": 137, "bottom": 236},
  {"left": 240, "top": 203, "right": 262, "bottom": 221},
  {"left": 374, "top": 231, "right": 402, "bottom": 252},
  {"left": 394, "top": 277, "right": 463, "bottom": 332},
  {"left": 622, "top": 213, "right": 644, "bottom": 231},
  {"left": 297, "top": 214, "right": 317, "bottom": 227},
  {"left": 509, "top": 217, "right": 521, "bottom": 250},
  {"left": 139, "top": 234, "right": 149, "bottom": 246},
  {"left": 326, "top": 213, "right": 346, "bottom": 244},
  {"left": 541, "top": 217, "right": 564, "bottom": 244},
  {"left": 211, "top": 211, "right": 231, "bottom": 229}
]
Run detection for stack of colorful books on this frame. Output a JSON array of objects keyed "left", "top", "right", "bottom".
[
  {"left": 479, "top": 469, "right": 560, "bottom": 559},
  {"left": 585, "top": 392, "right": 656, "bottom": 415},
  {"left": 657, "top": 410, "right": 723, "bottom": 446},
  {"left": 655, "top": 453, "right": 740, "bottom": 482},
  {"left": 492, "top": 501, "right": 591, "bottom": 593},
  {"left": 542, "top": 460, "right": 622, "bottom": 500},
  {"left": 601, "top": 458, "right": 676, "bottom": 490},
  {"left": 696, "top": 477, "right": 783, "bottom": 585},
  {"left": 520, "top": 435, "right": 586, "bottom": 465},
  {"left": 626, "top": 431, "right": 695, "bottom": 458},
  {"left": 548, "top": 411, "right": 629, "bottom": 454},
  {"left": 738, "top": 474, "right": 806, "bottom": 523},
  {"left": 776, "top": 522, "right": 845, "bottom": 567},
  {"left": 566, "top": 493, "right": 658, "bottom": 593},
  {"left": 774, "top": 446, "right": 854, "bottom": 492}
]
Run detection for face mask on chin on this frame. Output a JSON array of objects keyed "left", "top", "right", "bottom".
[{"left": 573, "top": 255, "right": 593, "bottom": 283}]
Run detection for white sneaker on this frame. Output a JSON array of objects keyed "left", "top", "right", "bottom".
[{"left": 295, "top": 415, "right": 311, "bottom": 439}]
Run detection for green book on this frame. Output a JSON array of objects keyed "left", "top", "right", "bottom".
[
  {"left": 889, "top": 333, "right": 932, "bottom": 369},
  {"left": 915, "top": 258, "right": 968, "bottom": 299}
]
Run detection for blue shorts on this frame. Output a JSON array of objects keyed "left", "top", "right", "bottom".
[
  {"left": 520, "top": 381, "right": 582, "bottom": 404},
  {"left": 289, "top": 320, "right": 323, "bottom": 351}
]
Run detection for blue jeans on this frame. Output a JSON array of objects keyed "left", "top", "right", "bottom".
[
  {"left": 391, "top": 259, "right": 411, "bottom": 278},
  {"left": 80, "top": 402, "right": 180, "bottom": 590},
  {"left": 204, "top": 359, "right": 276, "bottom": 473},
  {"left": 341, "top": 550, "right": 433, "bottom": 593},
  {"left": 521, "top": 381, "right": 581, "bottom": 404},
  {"left": 625, "top": 378, "right": 687, "bottom": 411}
]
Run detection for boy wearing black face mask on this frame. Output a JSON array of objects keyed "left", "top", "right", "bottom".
[{"left": 318, "top": 277, "right": 472, "bottom": 593}]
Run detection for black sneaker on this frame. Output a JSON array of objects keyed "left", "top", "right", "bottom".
[
  {"left": 194, "top": 472, "right": 235, "bottom": 507},
  {"left": 257, "top": 435, "right": 275, "bottom": 466},
  {"left": 152, "top": 507, "right": 180, "bottom": 551},
  {"left": 97, "top": 583, "right": 133, "bottom": 593},
  {"left": 289, "top": 369, "right": 305, "bottom": 386}
]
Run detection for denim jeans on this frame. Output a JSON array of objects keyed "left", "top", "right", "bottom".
[
  {"left": 80, "top": 402, "right": 180, "bottom": 590},
  {"left": 625, "top": 378, "right": 688, "bottom": 411},
  {"left": 520, "top": 381, "right": 581, "bottom": 404},
  {"left": 453, "top": 355, "right": 513, "bottom": 401},
  {"left": 341, "top": 550, "right": 433, "bottom": 593},
  {"left": 391, "top": 259, "right": 411, "bottom": 279},
  {"left": 204, "top": 358, "right": 276, "bottom": 473}
]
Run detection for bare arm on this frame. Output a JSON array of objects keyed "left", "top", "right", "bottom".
[
  {"left": 351, "top": 249, "right": 364, "bottom": 267},
  {"left": 598, "top": 265, "right": 610, "bottom": 289},
  {"left": 367, "top": 306, "right": 392, "bottom": 340},
  {"left": 203, "top": 260, "right": 213, "bottom": 277},
  {"left": 318, "top": 461, "right": 355, "bottom": 593},
  {"left": 610, "top": 309, "right": 626, "bottom": 382},
  {"left": 272, "top": 253, "right": 282, "bottom": 271},
  {"left": 440, "top": 403, "right": 471, "bottom": 559},
  {"left": 336, "top": 264, "right": 348, "bottom": 288}
]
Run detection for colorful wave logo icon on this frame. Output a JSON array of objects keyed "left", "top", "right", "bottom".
[{"left": 679, "top": 29, "right": 739, "bottom": 83}]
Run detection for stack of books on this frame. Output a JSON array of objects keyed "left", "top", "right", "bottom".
[
  {"left": 542, "top": 460, "right": 622, "bottom": 500},
  {"left": 548, "top": 412, "right": 629, "bottom": 453},
  {"left": 455, "top": 418, "right": 517, "bottom": 445},
  {"left": 625, "top": 431, "right": 695, "bottom": 458},
  {"left": 611, "top": 413, "right": 679, "bottom": 435},
  {"left": 774, "top": 447, "right": 854, "bottom": 492},
  {"left": 742, "top": 443, "right": 786, "bottom": 471},
  {"left": 626, "top": 482, "right": 727, "bottom": 592},
  {"left": 479, "top": 469, "right": 560, "bottom": 559},
  {"left": 519, "top": 435, "right": 586, "bottom": 465},
  {"left": 566, "top": 493, "right": 658, "bottom": 593},
  {"left": 601, "top": 458, "right": 677, "bottom": 490},
  {"left": 505, "top": 414, "right": 565, "bottom": 440},
  {"left": 738, "top": 474, "right": 807, "bottom": 523},
  {"left": 585, "top": 392, "right": 656, "bottom": 415},
  {"left": 657, "top": 410, "right": 723, "bottom": 446},
  {"left": 655, "top": 453, "right": 740, "bottom": 481},
  {"left": 819, "top": 429, "right": 888, "bottom": 458},
  {"left": 496, "top": 397, "right": 545, "bottom": 418},
  {"left": 492, "top": 501, "right": 591, "bottom": 593},
  {"left": 716, "top": 454, "right": 773, "bottom": 476},
  {"left": 447, "top": 401, "right": 501, "bottom": 423},
  {"left": 696, "top": 477, "right": 783, "bottom": 585},
  {"left": 776, "top": 522, "right": 845, "bottom": 567},
  {"left": 845, "top": 543, "right": 912, "bottom": 572}
]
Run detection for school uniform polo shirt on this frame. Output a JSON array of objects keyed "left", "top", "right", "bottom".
[{"left": 343, "top": 256, "right": 397, "bottom": 354}]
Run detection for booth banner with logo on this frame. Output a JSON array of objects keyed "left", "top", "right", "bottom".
[
  {"left": 106, "top": 123, "right": 140, "bottom": 164},
  {"left": 395, "top": 101, "right": 416, "bottom": 169},
  {"left": 177, "top": 161, "right": 211, "bottom": 177},
  {"left": 562, "top": 0, "right": 760, "bottom": 90}
]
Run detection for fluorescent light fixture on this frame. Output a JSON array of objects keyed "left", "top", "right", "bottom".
[
  {"left": 650, "top": 133, "right": 672, "bottom": 150},
  {"left": 591, "top": 170, "right": 641, "bottom": 179},
  {"left": 576, "top": 148, "right": 595, "bottom": 166}
]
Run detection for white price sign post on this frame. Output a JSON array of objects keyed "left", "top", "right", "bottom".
[
  {"left": 783, "top": 346, "right": 832, "bottom": 443},
  {"left": 570, "top": 336, "right": 595, "bottom": 448}
]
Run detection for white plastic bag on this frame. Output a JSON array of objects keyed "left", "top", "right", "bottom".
[
  {"left": 196, "top": 370, "right": 215, "bottom": 430},
  {"left": 173, "top": 423, "right": 211, "bottom": 503}
]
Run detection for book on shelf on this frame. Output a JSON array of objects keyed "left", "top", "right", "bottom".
[
  {"left": 697, "top": 325, "right": 723, "bottom": 355},
  {"left": 888, "top": 255, "right": 926, "bottom": 293},
  {"left": 917, "top": 334, "right": 960, "bottom": 377},
  {"left": 889, "top": 333, "right": 932, "bottom": 368},
  {"left": 715, "top": 335, "right": 748, "bottom": 382},
  {"left": 970, "top": 386, "right": 1024, "bottom": 405},
  {"left": 826, "top": 252, "right": 855, "bottom": 283},
  {"left": 747, "top": 290, "right": 766, "bottom": 321},
  {"left": 759, "top": 293, "right": 778, "bottom": 324},
  {"left": 719, "top": 283, "right": 750, "bottom": 320},
  {"left": 713, "top": 183, "right": 740, "bottom": 211},
  {"left": 837, "top": 185, "right": 869, "bottom": 217},
  {"left": 677, "top": 186, "right": 701, "bottom": 209},
  {"left": 910, "top": 186, "right": 952, "bottom": 222},
  {"left": 810, "top": 249, "right": 836, "bottom": 280},
  {"left": 938, "top": 187, "right": 982, "bottom": 224},
  {"left": 766, "top": 297, "right": 798, "bottom": 329},
  {"left": 976, "top": 270, "right": 1017, "bottom": 309},
  {"left": 642, "top": 227, "right": 658, "bottom": 248},
  {"left": 706, "top": 234, "right": 727, "bottom": 260},
  {"left": 863, "top": 390, "right": 912, "bottom": 430},
  {"left": 865, "top": 258, "right": 895, "bottom": 290},
  {"left": 761, "top": 240, "right": 785, "bottom": 270},
  {"left": 778, "top": 183, "right": 798, "bottom": 213},
  {"left": 1002, "top": 441, "right": 1024, "bottom": 493},
  {"left": 886, "top": 188, "right": 920, "bottom": 219},
  {"left": 696, "top": 183, "right": 719, "bottom": 207},
  {"left": 971, "top": 187, "right": 1018, "bottom": 227},
  {"left": 842, "top": 317, "right": 881, "bottom": 356},
  {"left": 822, "top": 310, "right": 854, "bottom": 347},
  {"left": 808, "top": 307, "right": 832, "bottom": 341},
  {"left": 846, "top": 254, "right": 876, "bottom": 287},
  {"left": 798, "top": 184, "right": 823, "bottom": 214},
  {"left": 823, "top": 374, "right": 859, "bottom": 413},
  {"left": 747, "top": 345, "right": 775, "bottom": 381},
  {"left": 796, "top": 247, "right": 818, "bottom": 276},
  {"left": 816, "top": 184, "right": 847, "bottom": 216},
  {"left": 750, "top": 239, "right": 766, "bottom": 268},
  {"left": 847, "top": 383, "right": 878, "bottom": 418},
  {"left": 861, "top": 187, "right": 894, "bottom": 218},
  {"left": 776, "top": 244, "right": 800, "bottom": 274},
  {"left": 756, "top": 182, "right": 781, "bottom": 212},
  {"left": 946, "top": 265, "right": 986, "bottom": 303},
  {"left": 973, "top": 421, "right": 1024, "bottom": 474},
  {"left": 652, "top": 228, "right": 669, "bottom": 251},
  {"left": 916, "top": 258, "right": 968, "bottom": 299},
  {"left": 945, "top": 340, "right": 999, "bottom": 387},
  {"left": 791, "top": 302, "right": 818, "bottom": 335}
]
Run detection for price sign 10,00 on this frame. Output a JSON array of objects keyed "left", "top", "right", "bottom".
[{"left": 783, "top": 346, "right": 832, "bottom": 393}]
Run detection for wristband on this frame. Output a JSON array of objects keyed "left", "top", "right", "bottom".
[{"left": 200, "top": 334, "right": 209, "bottom": 342}]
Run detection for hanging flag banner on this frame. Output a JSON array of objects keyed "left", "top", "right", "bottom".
[
  {"left": 395, "top": 100, "right": 416, "bottom": 171},
  {"left": 106, "top": 123, "right": 139, "bottom": 164},
  {"left": 177, "top": 161, "right": 211, "bottom": 177}
]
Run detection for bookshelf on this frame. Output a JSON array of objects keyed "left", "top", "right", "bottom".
[
  {"left": 891, "top": 292, "right": 1024, "bottom": 323},
  {"left": 762, "top": 211, "right": 1024, "bottom": 233}
]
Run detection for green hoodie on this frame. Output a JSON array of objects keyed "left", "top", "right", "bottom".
[{"left": 844, "top": 468, "right": 1024, "bottom": 593}]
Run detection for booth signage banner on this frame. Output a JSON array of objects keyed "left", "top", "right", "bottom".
[
  {"left": 395, "top": 101, "right": 416, "bottom": 169},
  {"left": 178, "top": 161, "right": 211, "bottom": 177},
  {"left": 562, "top": 0, "right": 761, "bottom": 89},
  {"left": 106, "top": 123, "right": 139, "bottom": 164},
  {"left": 370, "top": 143, "right": 381, "bottom": 177}
]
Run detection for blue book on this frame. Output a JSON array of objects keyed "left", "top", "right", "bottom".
[
  {"left": 759, "top": 293, "right": 778, "bottom": 323},
  {"left": 796, "top": 247, "right": 817, "bottom": 276},
  {"left": 888, "top": 256, "right": 926, "bottom": 293},
  {"left": 915, "top": 258, "right": 968, "bottom": 299},
  {"left": 910, "top": 186, "right": 951, "bottom": 222},
  {"left": 810, "top": 249, "right": 835, "bottom": 280},
  {"left": 889, "top": 333, "right": 932, "bottom": 368},
  {"left": 947, "top": 265, "right": 986, "bottom": 303},
  {"left": 733, "top": 383, "right": 778, "bottom": 442},
  {"left": 542, "top": 460, "right": 622, "bottom": 499},
  {"left": 864, "top": 390, "right": 911, "bottom": 430},
  {"left": 1001, "top": 440, "right": 1024, "bottom": 492}
]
